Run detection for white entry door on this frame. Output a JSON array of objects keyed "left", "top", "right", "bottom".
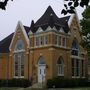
[{"left": 38, "top": 65, "right": 45, "bottom": 83}]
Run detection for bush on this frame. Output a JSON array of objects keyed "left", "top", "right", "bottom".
[
  {"left": 47, "top": 77, "right": 90, "bottom": 88},
  {"left": 0, "top": 79, "right": 31, "bottom": 87}
]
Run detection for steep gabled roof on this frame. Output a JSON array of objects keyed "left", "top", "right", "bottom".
[
  {"left": 30, "top": 6, "right": 70, "bottom": 33},
  {"left": 24, "top": 26, "right": 30, "bottom": 34},
  {"left": 0, "top": 25, "right": 30, "bottom": 53},
  {"left": 0, "top": 33, "right": 14, "bottom": 53},
  {"left": 35, "top": 6, "right": 58, "bottom": 27},
  {"left": 23, "top": 26, "right": 30, "bottom": 37}
]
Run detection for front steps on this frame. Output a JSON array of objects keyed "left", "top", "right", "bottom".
[{"left": 31, "top": 82, "right": 45, "bottom": 88}]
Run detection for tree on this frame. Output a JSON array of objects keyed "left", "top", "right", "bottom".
[
  {"left": 0, "top": 0, "right": 89, "bottom": 11},
  {"left": 0, "top": 0, "right": 13, "bottom": 10},
  {"left": 61, "top": 0, "right": 90, "bottom": 15},
  {"left": 80, "top": 6, "right": 90, "bottom": 59}
]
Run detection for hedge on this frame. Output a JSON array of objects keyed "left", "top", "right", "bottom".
[
  {"left": 0, "top": 79, "right": 31, "bottom": 87},
  {"left": 47, "top": 77, "right": 90, "bottom": 88}
]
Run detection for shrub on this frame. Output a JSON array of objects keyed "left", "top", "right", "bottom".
[
  {"left": 0, "top": 79, "right": 31, "bottom": 87},
  {"left": 47, "top": 77, "right": 90, "bottom": 88}
]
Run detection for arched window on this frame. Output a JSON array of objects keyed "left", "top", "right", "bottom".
[
  {"left": 71, "top": 39, "right": 79, "bottom": 56},
  {"left": 57, "top": 57, "right": 64, "bottom": 76},
  {"left": 15, "top": 39, "right": 24, "bottom": 50},
  {"left": 14, "top": 39, "right": 24, "bottom": 78},
  {"left": 71, "top": 39, "right": 80, "bottom": 77},
  {"left": 38, "top": 57, "right": 45, "bottom": 65}
]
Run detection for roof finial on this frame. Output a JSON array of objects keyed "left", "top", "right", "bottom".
[{"left": 30, "top": 20, "right": 34, "bottom": 28}]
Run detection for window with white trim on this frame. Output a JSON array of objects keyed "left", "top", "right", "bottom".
[
  {"left": 20, "top": 52, "right": 24, "bottom": 77},
  {"left": 71, "top": 39, "right": 80, "bottom": 77},
  {"left": 57, "top": 57, "right": 64, "bottom": 76},
  {"left": 62, "top": 37, "right": 66, "bottom": 47},
  {"left": 44, "top": 35, "right": 48, "bottom": 45},
  {"left": 55, "top": 35, "right": 58, "bottom": 45},
  {"left": 72, "top": 58, "right": 80, "bottom": 77},
  {"left": 58, "top": 36, "right": 61, "bottom": 46},
  {"left": 39, "top": 36, "right": 43, "bottom": 46},
  {"left": 71, "top": 39, "right": 79, "bottom": 56},
  {"left": 35, "top": 37, "right": 39, "bottom": 46},
  {"left": 14, "top": 39, "right": 24, "bottom": 78},
  {"left": 14, "top": 53, "right": 18, "bottom": 77}
]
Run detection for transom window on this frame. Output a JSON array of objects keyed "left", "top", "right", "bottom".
[
  {"left": 14, "top": 39, "right": 24, "bottom": 78},
  {"left": 15, "top": 39, "right": 24, "bottom": 50},
  {"left": 57, "top": 57, "right": 64, "bottom": 76},
  {"left": 38, "top": 57, "right": 45, "bottom": 65}
]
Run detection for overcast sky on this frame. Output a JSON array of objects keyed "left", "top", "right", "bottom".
[{"left": 0, "top": 0, "right": 84, "bottom": 41}]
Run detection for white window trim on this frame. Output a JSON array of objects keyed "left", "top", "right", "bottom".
[
  {"left": 35, "top": 36, "right": 39, "bottom": 47},
  {"left": 20, "top": 53, "right": 24, "bottom": 78},
  {"left": 44, "top": 35, "right": 48, "bottom": 45},
  {"left": 71, "top": 59, "right": 80, "bottom": 77},
  {"left": 14, "top": 54, "right": 18, "bottom": 78},
  {"left": 57, "top": 63, "right": 64, "bottom": 76},
  {"left": 39, "top": 36, "right": 43, "bottom": 46},
  {"left": 14, "top": 49, "right": 25, "bottom": 53},
  {"left": 14, "top": 76, "right": 19, "bottom": 78},
  {"left": 62, "top": 37, "right": 66, "bottom": 48}
]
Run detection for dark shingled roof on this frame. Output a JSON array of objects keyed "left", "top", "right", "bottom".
[
  {"left": 0, "top": 33, "right": 14, "bottom": 53},
  {"left": 24, "top": 26, "right": 30, "bottom": 34},
  {"left": 30, "top": 6, "right": 70, "bottom": 33}
]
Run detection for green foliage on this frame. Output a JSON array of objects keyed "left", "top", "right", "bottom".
[
  {"left": 47, "top": 77, "right": 89, "bottom": 88},
  {"left": 62, "top": 0, "right": 90, "bottom": 15},
  {"left": 0, "top": 79, "right": 31, "bottom": 87},
  {"left": 80, "top": 6, "right": 90, "bottom": 59}
]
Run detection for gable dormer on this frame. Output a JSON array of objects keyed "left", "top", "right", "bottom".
[
  {"left": 68, "top": 14, "right": 81, "bottom": 42},
  {"left": 9, "top": 21, "right": 30, "bottom": 51},
  {"left": 36, "top": 27, "right": 43, "bottom": 33}
]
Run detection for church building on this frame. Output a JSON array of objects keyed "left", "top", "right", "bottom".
[{"left": 0, "top": 6, "right": 88, "bottom": 85}]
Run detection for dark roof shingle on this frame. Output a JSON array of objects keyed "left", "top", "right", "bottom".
[
  {"left": 0, "top": 33, "right": 14, "bottom": 53},
  {"left": 30, "top": 6, "right": 70, "bottom": 33}
]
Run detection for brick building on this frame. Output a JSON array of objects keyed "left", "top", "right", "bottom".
[{"left": 0, "top": 6, "right": 88, "bottom": 85}]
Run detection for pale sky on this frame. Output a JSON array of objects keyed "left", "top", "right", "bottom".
[{"left": 0, "top": 0, "right": 84, "bottom": 41}]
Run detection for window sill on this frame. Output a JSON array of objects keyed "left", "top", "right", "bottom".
[
  {"left": 13, "top": 76, "right": 24, "bottom": 79},
  {"left": 72, "top": 76, "right": 80, "bottom": 78},
  {"left": 57, "top": 74, "right": 64, "bottom": 76}
]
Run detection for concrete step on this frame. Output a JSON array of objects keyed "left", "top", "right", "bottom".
[{"left": 32, "top": 83, "right": 44, "bottom": 88}]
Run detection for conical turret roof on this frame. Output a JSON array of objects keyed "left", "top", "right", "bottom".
[{"left": 30, "top": 6, "right": 70, "bottom": 33}]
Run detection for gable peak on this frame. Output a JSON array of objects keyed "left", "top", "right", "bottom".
[{"left": 45, "top": 6, "right": 57, "bottom": 17}]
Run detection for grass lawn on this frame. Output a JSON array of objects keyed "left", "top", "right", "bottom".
[{"left": 0, "top": 87, "right": 90, "bottom": 90}]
